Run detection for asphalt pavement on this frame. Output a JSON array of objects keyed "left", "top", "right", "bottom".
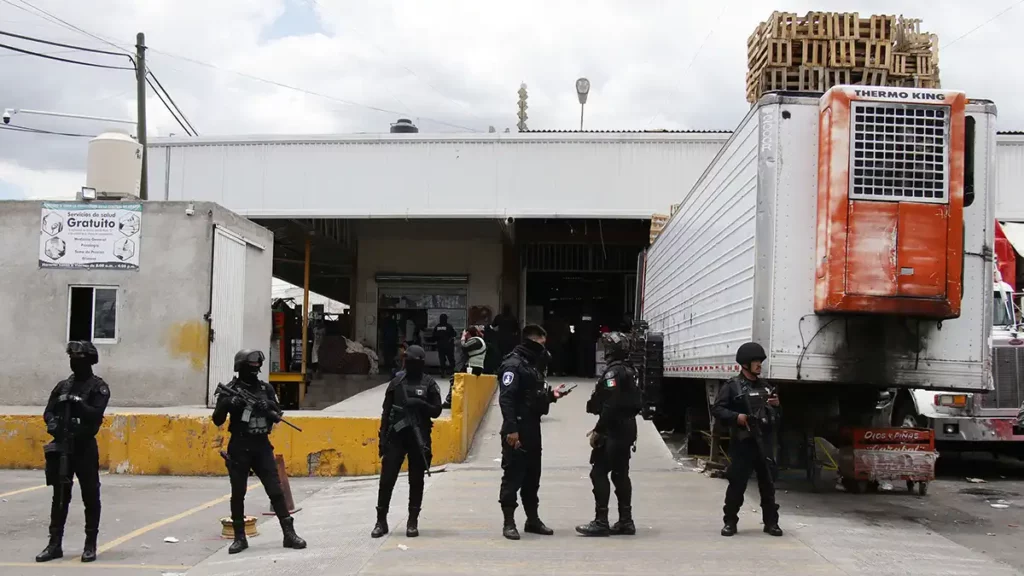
[{"left": 0, "top": 378, "right": 1020, "bottom": 575}]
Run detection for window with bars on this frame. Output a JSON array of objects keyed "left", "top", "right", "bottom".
[{"left": 849, "top": 102, "right": 950, "bottom": 204}]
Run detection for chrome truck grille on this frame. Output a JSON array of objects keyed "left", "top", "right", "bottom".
[{"left": 985, "top": 346, "right": 1024, "bottom": 409}]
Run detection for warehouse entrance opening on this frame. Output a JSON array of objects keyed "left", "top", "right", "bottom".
[{"left": 525, "top": 271, "right": 635, "bottom": 378}]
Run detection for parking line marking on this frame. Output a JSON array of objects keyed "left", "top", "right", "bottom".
[
  {"left": 95, "top": 481, "right": 259, "bottom": 555},
  {"left": 0, "top": 484, "right": 47, "bottom": 498},
  {"left": 0, "top": 561, "right": 190, "bottom": 570}
]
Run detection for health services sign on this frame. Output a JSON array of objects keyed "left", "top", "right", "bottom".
[{"left": 38, "top": 202, "right": 142, "bottom": 270}]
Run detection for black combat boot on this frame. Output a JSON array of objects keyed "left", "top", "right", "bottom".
[
  {"left": 280, "top": 516, "right": 307, "bottom": 549},
  {"left": 610, "top": 506, "right": 636, "bottom": 536},
  {"left": 81, "top": 531, "right": 98, "bottom": 562},
  {"left": 523, "top": 506, "right": 554, "bottom": 536},
  {"left": 228, "top": 519, "right": 248, "bottom": 554},
  {"left": 763, "top": 524, "right": 784, "bottom": 537},
  {"left": 35, "top": 534, "right": 63, "bottom": 563},
  {"left": 575, "top": 507, "right": 611, "bottom": 537},
  {"left": 406, "top": 507, "right": 420, "bottom": 537},
  {"left": 721, "top": 523, "right": 737, "bottom": 537},
  {"left": 370, "top": 506, "right": 389, "bottom": 538},
  {"left": 501, "top": 506, "right": 520, "bottom": 540}
]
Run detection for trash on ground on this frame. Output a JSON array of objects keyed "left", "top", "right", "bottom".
[
  {"left": 398, "top": 544, "right": 408, "bottom": 551},
  {"left": 991, "top": 504, "right": 1010, "bottom": 509},
  {"left": 966, "top": 477, "right": 987, "bottom": 484},
  {"left": 163, "top": 536, "right": 179, "bottom": 543}
]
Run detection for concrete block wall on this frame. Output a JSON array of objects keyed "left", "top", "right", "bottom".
[{"left": 0, "top": 200, "right": 272, "bottom": 407}]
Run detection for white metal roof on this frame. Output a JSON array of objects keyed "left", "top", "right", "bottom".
[
  {"left": 147, "top": 130, "right": 1024, "bottom": 221},
  {"left": 147, "top": 132, "right": 731, "bottom": 219}
]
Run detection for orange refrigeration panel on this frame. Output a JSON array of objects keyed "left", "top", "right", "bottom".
[{"left": 815, "top": 86, "right": 966, "bottom": 319}]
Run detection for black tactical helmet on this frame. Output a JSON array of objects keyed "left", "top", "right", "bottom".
[
  {"left": 66, "top": 341, "right": 99, "bottom": 365},
  {"left": 405, "top": 345, "right": 427, "bottom": 362},
  {"left": 233, "top": 349, "right": 265, "bottom": 373},
  {"left": 601, "top": 331, "right": 630, "bottom": 361},
  {"left": 736, "top": 342, "right": 767, "bottom": 368}
]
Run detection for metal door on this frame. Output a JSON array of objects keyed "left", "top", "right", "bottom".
[{"left": 208, "top": 227, "right": 247, "bottom": 406}]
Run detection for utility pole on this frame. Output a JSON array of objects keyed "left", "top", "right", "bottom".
[{"left": 136, "top": 32, "right": 148, "bottom": 200}]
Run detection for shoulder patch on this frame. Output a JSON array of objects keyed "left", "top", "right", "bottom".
[
  {"left": 603, "top": 370, "right": 615, "bottom": 380},
  {"left": 605, "top": 378, "right": 617, "bottom": 388},
  {"left": 501, "top": 372, "right": 515, "bottom": 386},
  {"left": 98, "top": 384, "right": 110, "bottom": 396}
]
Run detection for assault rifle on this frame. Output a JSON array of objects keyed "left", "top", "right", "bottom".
[
  {"left": 391, "top": 383, "right": 432, "bottom": 477},
  {"left": 216, "top": 382, "right": 302, "bottom": 432},
  {"left": 43, "top": 399, "right": 76, "bottom": 510},
  {"left": 743, "top": 383, "right": 778, "bottom": 481}
]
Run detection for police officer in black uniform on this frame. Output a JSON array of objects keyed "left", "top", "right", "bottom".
[
  {"left": 213, "top": 349, "right": 307, "bottom": 554},
  {"left": 711, "top": 342, "right": 783, "bottom": 537},
  {"left": 36, "top": 341, "right": 110, "bottom": 563},
  {"left": 497, "top": 324, "right": 571, "bottom": 540},
  {"left": 576, "top": 332, "right": 643, "bottom": 537},
  {"left": 371, "top": 345, "right": 443, "bottom": 538}
]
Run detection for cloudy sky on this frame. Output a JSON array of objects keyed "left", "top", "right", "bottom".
[{"left": 0, "top": 0, "right": 1021, "bottom": 199}]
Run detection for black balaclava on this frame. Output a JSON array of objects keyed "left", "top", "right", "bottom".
[
  {"left": 66, "top": 341, "right": 97, "bottom": 380},
  {"left": 404, "top": 345, "right": 427, "bottom": 379},
  {"left": 70, "top": 357, "right": 93, "bottom": 380},
  {"left": 520, "top": 338, "right": 545, "bottom": 362}
]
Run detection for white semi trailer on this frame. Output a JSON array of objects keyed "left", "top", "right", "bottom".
[{"left": 639, "top": 86, "right": 999, "bottom": 478}]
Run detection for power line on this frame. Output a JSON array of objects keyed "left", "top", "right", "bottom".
[
  {"left": 146, "top": 75, "right": 194, "bottom": 136},
  {"left": 10, "top": 0, "right": 129, "bottom": 55},
  {"left": 4, "top": 0, "right": 478, "bottom": 131},
  {"left": 0, "top": 28, "right": 126, "bottom": 56},
  {"left": 943, "top": 0, "right": 1024, "bottom": 49},
  {"left": 645, "top": 2, "right": 730, "bottom": 129},
  {"left": 0, "top": 124, "right": 95, "bottom": 137},
  {"left": 147, "top": 47, "right": 479, "bottom": 131},
  {"left": 0, "top": 41, "right": 133, "bottom": 69},
  {"left": 147, "top": 69, "right": 198, "bottom": 135},
  {"left": 307, "top": 0, "right": 475, "bottom": 120}
]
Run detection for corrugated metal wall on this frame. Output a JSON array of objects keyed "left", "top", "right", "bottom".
[
  {"left": 996, "top": 135, "right": 1024, "bottom": 221},
  {"left": 148, "top": 134, "right": 728, "bottom": 219},
  {"left": 147, "top": 133, "right": 1024, "bottom": 221}
]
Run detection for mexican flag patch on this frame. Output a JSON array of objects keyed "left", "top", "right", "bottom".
[{"left": 605, "top": 378, "right": 617, "bottom": 388}]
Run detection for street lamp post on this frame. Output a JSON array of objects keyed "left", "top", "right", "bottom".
[
  {"left": 575, "top": 77, "right": 590, "bottom": 131},
  {"left": 3, "top": 108, "right": 136, "bottom": 127}
]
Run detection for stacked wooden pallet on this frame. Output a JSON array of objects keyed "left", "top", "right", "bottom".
[{"left": 746, "top": 12, "right": 940, "bottom": 104}]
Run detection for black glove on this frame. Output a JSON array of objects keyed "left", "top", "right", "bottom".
[
  {"left": 255, "top": 399, "right": 269, "bottom": 412},
  {"left": 46, "top": 420, "right": 59, "bottom": 435},
  {"left": 230, "top": 395, "right": 246, "bottom": 408},
  {"left": 405, "top": 397, "right": 427, "bottom": 409},
  {"left": 378, "top": 438, "right": 386, "bottom": 458}
]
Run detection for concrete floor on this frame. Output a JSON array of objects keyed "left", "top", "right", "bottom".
[{"left": 1, "top": 378, "right": 1021, "bottom": 575}]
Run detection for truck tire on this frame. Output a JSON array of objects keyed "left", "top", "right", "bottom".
[{"left": 893, "top": 400, "right": 926, "bottom": 429}]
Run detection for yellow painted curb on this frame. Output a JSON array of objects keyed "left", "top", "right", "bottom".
[{"left": 0, "top": 374, "right": 496, "bottom": 477}]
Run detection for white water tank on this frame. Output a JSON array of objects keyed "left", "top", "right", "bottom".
[{"left": 86, "top": 132, "right": 142, "bottom": 198}]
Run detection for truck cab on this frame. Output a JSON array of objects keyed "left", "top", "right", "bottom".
[{"left": 894, "top": 279, "right": 1024, "bottom": 454}]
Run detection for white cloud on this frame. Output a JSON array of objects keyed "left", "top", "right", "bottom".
[
  {"left": 0, "top": 160, "right": 83, "bottom": 199},
  {"left": 0, "top": 0, "right": 1022, "bottom": 197}
]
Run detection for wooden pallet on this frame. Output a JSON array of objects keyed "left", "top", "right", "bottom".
[
  {"left": 859, "top": 41, "right": 892, "bottom": 69},
  {"left": 858, "top": 14, "right": 895, "bottom": 42},
  {"left": 796, "top": 39, "right": 829, "bottom": 67},
  {"left": 854, "top": 68, "right": 889, "bottom": 86},
  {"left": 825, "top": 68, "right": 852, "bottom": 87},
  {"left": 829, "top": 40, "right": 856, "bottom": 67},
  {"left": 890, "top": 52, "right": 910, "bottom": 76},
  {"left": 828, "top": 12, "right": 859, "bottom": 39}
]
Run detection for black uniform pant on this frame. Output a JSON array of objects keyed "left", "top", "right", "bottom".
[
  {"left": 225, "top": 438, "right": 288, "bottom": 523},
  {"left": 438, "top": 346, "right": 455, "bottom": 375},
  {"left": 590, "top": 435, "right": 633, "bottom": 510},
  {"left": 44, "top": 437, "right": 101, "bottom": 539},
  {"left": 377, "top": 430, "right": 431, "bottom": 510},
  {"left": 723, "top": 437, "right": 779, "bottom": 526},
  {"left": 498, "top": 428, "right": 542, "bottom": 513}
]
